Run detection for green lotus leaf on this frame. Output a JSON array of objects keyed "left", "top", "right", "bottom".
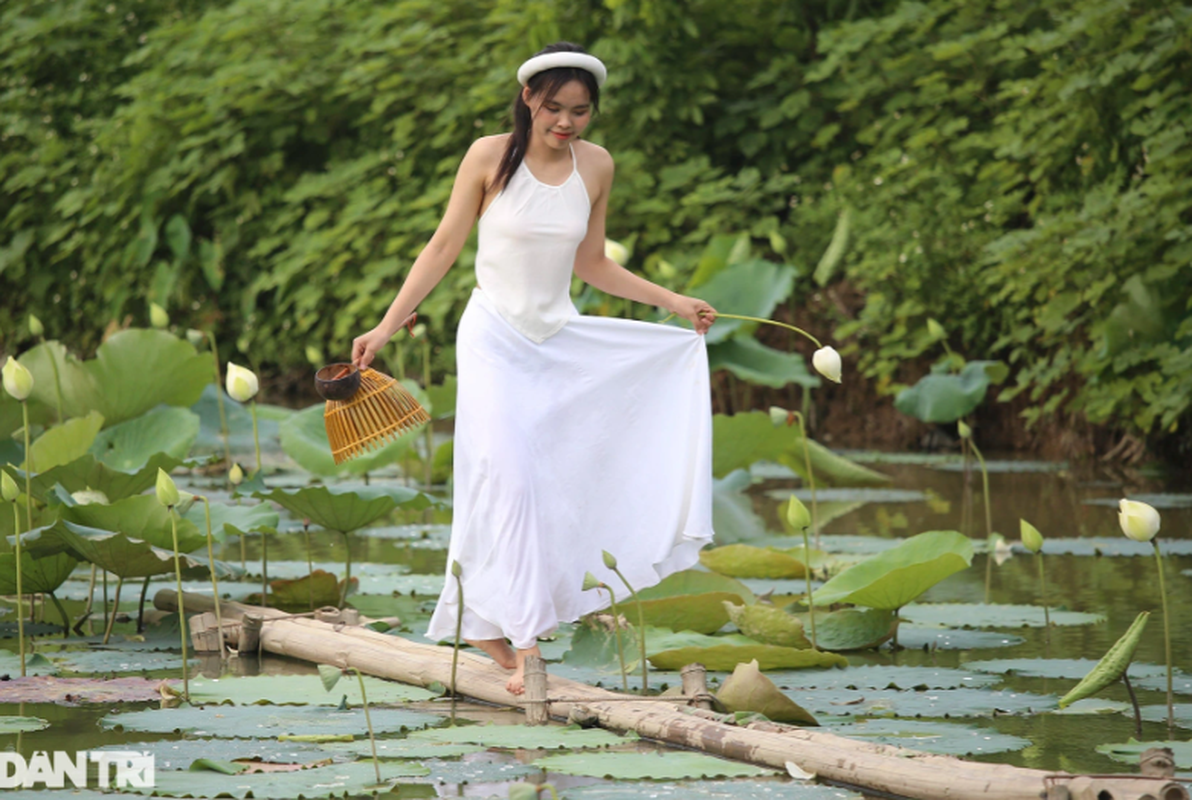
[
  {"left": 797, "top": 607, "right": 897, "bottom": 651},
  {"left": 0, "top": 550, "right": 78, "bottom": 594},
  {"left": 25, "top": 411, "right": 104, "bottom": 472},
  {"left": 279, "top": 384, "right": 428, "bottom": 477},
  {"left": 712, "top": 412, "right": 889, "bottom": 486},
  {"left": 894, "top": 360, "right": 1007, "bottom": 424},
  {"left": 633, "top": 592, "right": 743, "bottom": 635},
  {"left": 18, "top": 520, "right": 212, "bottom": 579},
  {"left": 256, "top": 485, "right": 430, "bottom": 533},
  {"left": 636, "top": 568, "right": 757, "bottom": 604},
  {"left": 409, "top": 723, "right": 634, "bottom": 750},
  {"left": 181, "top": 499, "right": 278, "bottom": 544},
  {"left": 900, "top": 603, "right": 1105, "bottom": 628},
  {"left": 690, "top": 259, "right": 796, "bottom": 345},
  {"left": 92, "top": 739, "right": 332, "bottom": 772},
  {"left": 12, "top": 453, "right": 188, "bottom": 502},
  {"left": 700, "top": 543, "right": 808, "bottom": 579},
  {"left": 1097, "top": 739, "right": 1192, "bottom": 769},
  {"left": 320, "top": 739, "right": 484, "bottom": 760},
  {"left": 99, "top": 704, "right": 441, "bottom": 738},
  {"left": 725, "top": 602, "right": 811, "bottom": 648},
  {"left": 811, "top": 531, "right": 973, "bottom": 610},
  {"left": 716, "top": 658, "right": 818, "bottom": 725},
  {"left": 0, "top": 716, "right": 50, "bottom": 733},
  {"left": 534, "top": 750, "right": 774, "bottom": 780},
  {"left": 711, "top": 469, "right": 769, "bottom": 544},
  {"left": 648, "top": 643, "right": 847, "bottom": 671},
  {"left": 265, "top": 570, "right": 349, "bottom": 612},
  {"left": 0, "top": 370, "right": 54, "bottom": 441},
  {"left": 89, "top": 406, "right": 200, "bottom": 471},
  {"left": 708, "top": 337, "right": 821, "bottom": 389},
  {"left": 832, "top": 719, "right": 1029, "bottom": 756},
  {"left": 63, "top": 495, "right": 205, "bottom": 552},
  {"left": 20, "top": 330, "right": 213, "bottom": 427},
  {"left": 181, "top": 674, "right": 438, "bottom": 706},
  {"left": 0, "top": 652, "right": 58, "bottom": 677},
  {"left": 134, "top": 760, "right": 428, "bottom": 797},
  {"left": 426, "top": 375, "right": 457, "bottom": 420}
]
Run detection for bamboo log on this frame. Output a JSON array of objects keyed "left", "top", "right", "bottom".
[
  {"left": 154, "top": 590, "right": 1187, "bottom": 800},
  {"left": 524, "top": 655, "right": 549, "bottom": 725}
]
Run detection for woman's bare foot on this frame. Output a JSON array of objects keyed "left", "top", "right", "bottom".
[
  {"left": 465, "top": 638, "right": 517, "bottom": 669},
  {"left": 506, "top": 645, "right": 542, "bottom": 695}
]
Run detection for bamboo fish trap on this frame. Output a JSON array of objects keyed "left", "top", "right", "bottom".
[{"left": 316, "top": 364, "right": 430, "bottom": 464}]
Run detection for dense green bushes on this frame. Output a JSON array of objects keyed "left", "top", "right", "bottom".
[{"left": 2, "top": 0, "right": 1189, "bottom": 450}]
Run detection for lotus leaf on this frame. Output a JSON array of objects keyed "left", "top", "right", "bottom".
[
  {"left": 725, "top": 602, "right": 811, "bottom": 648},
  {"left": 795, "top": 607, "right": 896, "bottom": 652},
  {"left": 47, "top": 648, "right": 200, "bottom": 674},
  {"left": 99, "top": 704, "right": 441, "bottom": 737},
  {"left": 716, "top": 659, "right": 818, "bottom": 725},
  {"left": 93, "top": 738, "right": 330, "bottom": 772},
  {"left": 20, "top": 330, "right": 213, "bottom": 427},
  {"left": 19, "top": 520, "right": 216, "bottom": 580},
  {"left": 89, "top": 406, "right": 200, "bottom": 470},
  {"left": 25, "top": 411, "right": 104, "bottom": 472},
  {"left": 710, "top": 469, "right": 769, "bottom": 544},
  {"left": 708, "top": 337, "right": 820, "bottom": 389},
  {"left": 0, "top": 550, "right": 78, "bottom": 595},
  {"left": 636, "top": 567, "right": 757, "bottom": 604},
  {"left": 894, "top": 360, "right": 1008, "bottom": 424},
  {"left": 135, "top": 760, "right": 429, "bottom": 798},
  {"left": 900, "top": 603, "right": 1104, "bottom": 628},
  {"left": 257, "top": 485, "right": 429, "bottom": 533},
  {"left": 321, "top": 739, "right": 484, "bottom": 760},
  {"left": 691, "top": 259, "right": 796, "bottom": 345},
  {"left": 63, "top": 495, "right": 205, "bottom": 552},
  {"left": 773, "top": 664, "right": 996, "bottom": 691},
  {"left": 15, "top": 453, "right": 187, "bottom": 502},
  {"left": 409, "top": 723, "right": 634, "bottom": 750},
  {"left": 0, "top": 716, "right": 49, "bottom": 733},
  {"left": 181, "top": 674, "right": 437, "bottom": 705},
  {"left": 700, "top": 544, "right": 809, "bottom": 579},
  {"left": 562, "top": 779, "right": 864, "bottom": 799},
  {"left": 564, "top": 624, "right": 759, "bottom": 668},
  {"left": 265, "top": 570, "right": 351, "bottom": 612},
  {"left": 181, "top": 500, "right": 278, "bottom": 544},
  {"left": 426, "top": 375, "right": 457, "bottom": 420},
  {"left": 791, "top": 687, "right": 1051, "bottom": 719},
  {"left": 0, "top": 652, "right": 57, "bottom": 676},
  {"left": 964, "top": 658, "right": 1170, "bottom": 681},
  {"left": 635, "top": 592, "right": 744, "bottom": 634},
  {"left": 810, "top": 531, "right": 973, "bottom": 610},
  {"left": 1136, "top": 704, "right": 1192, "bottom": 729},
  {"left": 534, "top": 750, "right": 774, "bottom": 780},
  {"left": 1096, "top": 739, "right": 1192, "bottom": 769},
  {"left": 648, "top": 644, "right": 846, "bottom": 671},
  {"left": 830, "top": 719, "right": 1030, "bottom": 756},
  {"left": 279, "top": 384, "right": 428, "bottom": 477}
]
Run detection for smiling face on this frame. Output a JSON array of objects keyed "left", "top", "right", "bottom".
[{"left": 523, "top": 79, "right": 592, "bottom": 152}]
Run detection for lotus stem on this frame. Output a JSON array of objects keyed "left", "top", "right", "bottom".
[
  {"left": 1037, "top": 553, "right": 1050, "bottom": 646},
  {"left": 601, "top": 584, "right": 629, "bottom": 693},
  {"left": 101, "top": 576, "right": 123, "bottom": 646},
  {"left": 169, "top": 507, "right": 190, "bottom": 701},
  {"left": 304, "top": 519, "right": 313, "bottom": 612},
  {"left": 203, "top": 498, "right": 226, "bottom": 661},
  {"left": 206, "top": 330, "right": 232, "bottom": 468},
  {"left": 250, "top": 399, "right": 262, "bottom": 477},
  {"left": 11, "top": 500, "right": 25, "bottom": 676},
  {"left": 1153, "top": 540, "right": 1174, "bottom": 735},
  {"left": 101, "top": 569, "right": 109, "bottom": 633},
  {"left": 793, "top": 412, "right": 820, "bottom": 551},
  {"left": 261, "top": 532, "right": 269, "bottom": 610},
  {"left": 451, "top": 560, "right": 463, "bottom": 724},
  {"left": 48, "top": 592, "right": 68, "bottom": 637},
  {"left": 705, "top": 313, "right": 823, "bottom": 349},
  {"left": 351, "top": 667, "right": 382, "bottom": 785},
  {"left": 610, "top": 565, "right": 648, "bottom": 695},
  {"left": 339, "top": 531, "right": 352, "bottom": 609},
  {"left": 968, "top": 437, "right": 993, "bottom": 540},
  {"left": 138, "top": 576, "right": 151, "bottom": 633},
  {"left": 802, "top": 524, "right": 818, "bottom": 650},
  {"left": 1122, "top": 671, "right": 1142, "bottom": 738}
]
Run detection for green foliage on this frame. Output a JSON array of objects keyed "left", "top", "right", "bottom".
[{"left": 811, "top": 531, "right": 974, "bottom": 610}]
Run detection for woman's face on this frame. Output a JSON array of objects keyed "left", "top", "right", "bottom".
[{"left": 524, "top": 79, "right": 592, "bottom": 150}]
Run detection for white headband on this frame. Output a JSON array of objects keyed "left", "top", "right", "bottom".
[{"left": 517, "top": 52, "right": 607, "bottom": 88}]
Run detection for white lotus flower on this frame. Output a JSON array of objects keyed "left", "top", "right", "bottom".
[
  {"left": 604, "top": 239, "right": 629, "bottom": 266},
  {"left": 1119, "top": 499, "right": 1160, "bottom": 543},
  {"left": 811, "top": 346, "right": 842, "bottom": 383},
  {"left": 225, "top": 362, "right": 259, "bottom": 403},
  {"left": 2, "top": 356, "right": 34, "bottom": 401}
]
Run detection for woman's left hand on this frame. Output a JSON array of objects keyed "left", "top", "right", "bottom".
[{"left": 670, "top": 295, "right": 717, "bottom": 335}]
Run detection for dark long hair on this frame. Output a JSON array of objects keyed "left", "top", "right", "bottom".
[{"left": 490, "top": 42, "right": 601, "bottom": 193}]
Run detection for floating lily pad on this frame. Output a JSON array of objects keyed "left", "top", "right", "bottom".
[
  {"left": 963, "top": 658, "right": 1170, "bottom": 681},
  {"left": 775, "top": 665, "right": 997, "bottom": 691},
  {"left": 534, "top": 750, "right": 774, "bottom": 780},
  {"left": 829, "top": 719, "right": 1031, "bottom": 756},
  {"left": 92, "top": 738, "right": 335, "bottom": 771},
  {"left": 123, "top": 759, "right": 428, "bottom": 798},
  {"left": 649, "top": 644, "right": 847, "bottom": 671},
  {"left": 320, "top": 739, "right": 484, "bottom": 760},
  {"left": 0, "top": 676, "right": 164, "bottom": 704},
  {"left": 1140, "top": 704, "right": 1192, "bottom": 729},
  {"left": 901, "top": 604, "right": 1105, "bottom": 628},
  {"left": 1014, "top": 537, "right": 1192, "bottom": 558},
  {"left": 1096, "top": 739, "right": 1192, "bottom": 768},
  {"left": 409, "top": 723, "right": 635, "bottom": 750},
  {"left": 50, "top": 647, "right": 199, "bottom": 674},
  {"left": 0, "top": 651, "right": 58, "bottom": 676},
  {"left": 182, "top": 674, "right": 439, "bottom": 705},
  {"left": 930, "top": 460, "right": 1068, "bottom": 473},
  {"left": 99, "top": 704, "right": 442, "bottom": 738},
  {"left": 1083, "top": 493, "right": 1192, "bottom": 510},
  {"left": 414, "top": 752, "right": 539, "bottom": 784},
  {"left": 765, "top": 487, "right": 928, "bottom": 504},
  {"left": 561, "top": 780, "right": 861, "bottom": 800},
  {"left": 811, "top": 531, "right": 973, "bottom": 610},
  {"left": 0, "top": 715, "right": 50, "bottom": 733},
  {"left": 1050, "top": 699, "right": 1132, "bottom": 715},
  {"left": 790, "top": 686, "right": 1053, "bottom": 719}
]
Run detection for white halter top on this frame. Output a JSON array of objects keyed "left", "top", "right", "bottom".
[{"left": 475, "top": 145, "right": 591, "bottom": 343}]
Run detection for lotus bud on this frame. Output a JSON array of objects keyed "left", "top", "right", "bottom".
[
  {"left": 769, "top": 406, "right": 793, "bottom": 427},
  {"left": 1, "top": 470, "right": 18, "bottom": 503},
  {"left": 28, "top": 315, "right": 44, "bottom": 338},
  {"left": 228, "top": 463, "right": 244, "bottom": 486},
  {"left": 304, "top": 345, "right": 323, "bottom": 366},
  {"left": 451, "top": 559, "right": 462, "bottom": 578},
  {"left": 1119, "top": 499, "right": 1160, "bottom": 543},
  {"left": 225, "top": 362, "right": 259, "bottom": 403},
  {"left": 150, "top": 302, "right": 170, "bottom": 329},
  {"left": 785, "top": 495, "right": 812, "bottom": 531},
  {"left": 811, "top": 346, "right": 842, "bottom": 384},
  {"left": 411, "top": 323, "right": 427, "bottom": 339},
  {"left": 957, "top": 420, "right": 972, "bottom": 439},
  {"left": 155, "top": 468, "right": 180, "bottom": 508},
  {"left": 1020, "top": 519, "right": 1044, "bottom": 554},
  {"left": 602, "top": 550, "right": 618, "bottom": 570},
  {"left": 70, "top": 488, "right": 110, "bottom": 506},
  {"left": 992, "top": 534, "right": 1013, "bottom": 567},
  {"left": 926, "top": 318, "right": 946, "bottom": 341},
  {"left": 185, "top": 329, "right": 206, "bottom": 348},
  {"left": 2, "top": 356, "right": 34, "bottom": 401},
  {"left": 507, "top": 784, "right": 539, "bottom": 800},
  {"left": 174, "top": 490, "right": 197, "bottom": 516},
  {"left": 582, "top": 571, "right": 602, "bottom": 592},
  {"left": 604, "top": 239, "right": 629, "bottom": 266}
]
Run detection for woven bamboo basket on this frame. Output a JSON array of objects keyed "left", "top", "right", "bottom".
[{"left": 322, "top": 367, "right": 430, "bottom": 464}]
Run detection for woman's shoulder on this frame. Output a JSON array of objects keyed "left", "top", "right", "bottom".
[
  {"left": 466, "top": 134, "right": 509, "bottom": 162},
  {"left": 575, "top": 139, "right": 613, "bottom": 169}
]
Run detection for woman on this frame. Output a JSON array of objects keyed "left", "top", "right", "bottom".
[{"left": 352, "top": 42, "right": 717, "bottom": 694}]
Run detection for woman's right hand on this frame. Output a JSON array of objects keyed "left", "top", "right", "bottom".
[{"left": 351, "top": 327, "right": 393, "bottom": 370}]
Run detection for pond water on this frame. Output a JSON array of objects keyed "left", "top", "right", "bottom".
[{"left": 3, "top": 443, "right": 1191, "bottom": 798}]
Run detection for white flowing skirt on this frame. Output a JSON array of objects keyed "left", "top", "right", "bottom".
[{"left": 424, "top": 288, "right": 714, "bottom": 649}]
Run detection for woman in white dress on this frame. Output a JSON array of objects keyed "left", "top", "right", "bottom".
[{"left": 352, "top": 43, "right": 717, "bottom": 694}]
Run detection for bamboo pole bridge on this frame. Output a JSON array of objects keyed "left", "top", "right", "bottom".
[{"left": 155, "top": 590, "right": 1187, "bottom": 800}]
